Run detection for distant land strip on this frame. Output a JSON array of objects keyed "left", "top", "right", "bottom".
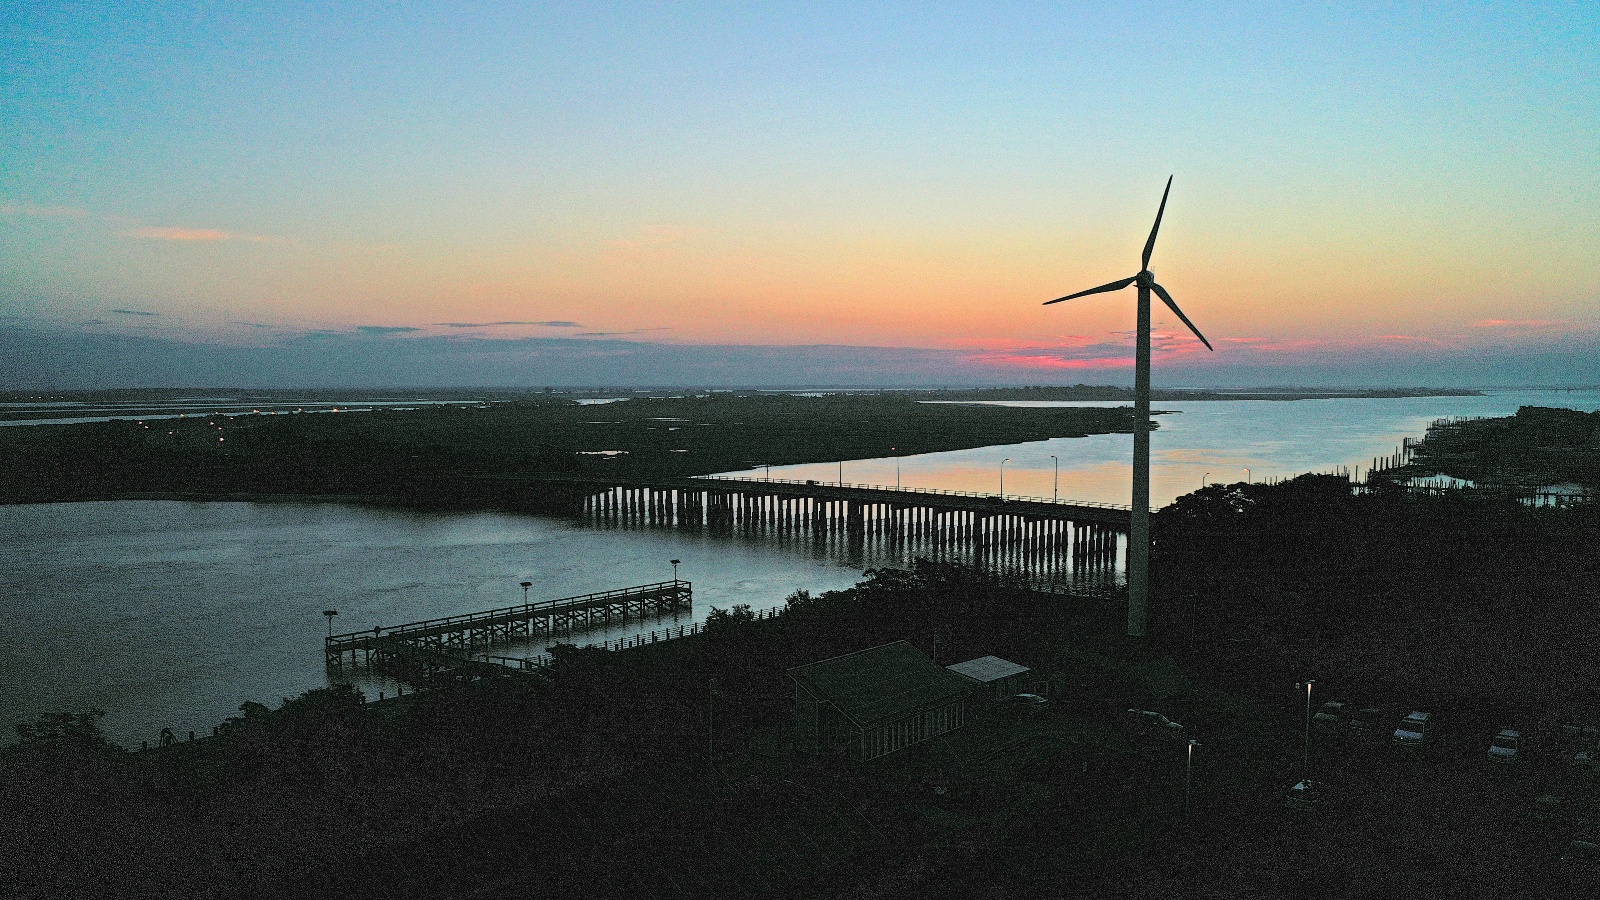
[{"left": 0, "top": 393, "right": 1146, "bottom": 507}]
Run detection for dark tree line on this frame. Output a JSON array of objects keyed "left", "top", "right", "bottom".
[{"left": 1150, "top": 474, "right": 1600, "bottom": 723}]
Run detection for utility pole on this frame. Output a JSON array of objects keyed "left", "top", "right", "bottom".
[
  {"left": 1185, "top": 739, "right": 1201, "bottom": 817},
  {"left": 1298, "top": 680, "right": 1314, "bottom": 773}
]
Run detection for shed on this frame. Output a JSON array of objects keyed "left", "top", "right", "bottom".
[
  {"left": 945, "top": 655, "right": 1031, "bottom": 699},
  {"left": 789, "top": 641, "right": 972, "bottom": 762}
]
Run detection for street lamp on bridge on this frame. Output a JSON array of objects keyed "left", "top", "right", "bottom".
[{"left": 1000, "top": 458, "right": 1010, "bottom": 498}]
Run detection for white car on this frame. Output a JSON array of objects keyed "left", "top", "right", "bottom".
[
  {"left": 1393, "top": 711, "right": 1433, "bottom": 750},
  {"left": 1312, "top": 702, "right": 1345, "bottom": 729},
  {"left": 1488, "top": 728, "right": 1521, "bottom": 764},
  {"left": 1127, "top": 709, "right": 1184, "bottom": 736},
  {"left": 1284, "top": 779, "right": 1322, "bottom": 811}
]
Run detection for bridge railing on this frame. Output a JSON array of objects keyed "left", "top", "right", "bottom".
[
  {"left": 687, "top": 474, "right": 1136, "bottom": 511},
  {"left": 327, "top": 579, "right": 688, "bottom": 646}
]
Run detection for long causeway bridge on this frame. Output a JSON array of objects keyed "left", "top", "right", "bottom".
[
  {"left": 500, "top": 473, "right": 1132, "bottom": 580},
  {"left": 326, "top": 579, "right": 692, "bottom": 680}
]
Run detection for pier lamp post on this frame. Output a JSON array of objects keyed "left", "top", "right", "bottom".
[
  {"left": 1000, "top": 458, "right": 1010, "bottom": 498},
  {"left": 1051, "top": 455, "right": 1059, "bottom": 501},
  {"left": 322, "top": 609, "right": 338, "bottom": 637},
  {"left": 1297, "top": 680, "right": 1314, "bottom": 773},
  {"left": 763, "top": 463, "right": 770, "bottom": 481},
  {"left": 670, "top": 559, "right": 681, "bottom": 583},
  {"left": 1244, "top": 467, "right": 1251, "bottom": 483},
  {"left": 1202, "top": 472, "right": 1210, "bottom": 488},
  {"left": 1185, "top": 739, "right": 1201, "bottom": 817},
  {"left": 520, "top": 581, "right": 532, "bottom": 611},
  {"left": 838, "top": 461, "right": 844, "bottom": 485}
]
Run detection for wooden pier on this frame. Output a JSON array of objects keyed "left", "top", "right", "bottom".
[{"left": 325, "top": 579, "right": 692, "bottom": 674}]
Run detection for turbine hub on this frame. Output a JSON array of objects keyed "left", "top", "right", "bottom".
[{"left": 1136, "top": 269, "right": 1155, "bottom": 287}]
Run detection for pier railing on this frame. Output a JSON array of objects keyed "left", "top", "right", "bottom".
[{"left": 326, "top": 579, "right": 691, "bottom": 661}]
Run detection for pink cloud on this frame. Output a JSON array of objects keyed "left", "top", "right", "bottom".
[
  {"left": 127, "top": 226, "right": 233, "bottom": 242},
  {"left": 1471, "top": 318, "right": 1558, "bottom": 329},
  {"left": 1375, "top": 334, "right": 1449, "bottom": 345},
  {"left": 983, "top": 354, "right": 1136, "bottom": 370},
  {"left": 125, "top": 226, "right": 282, "bottom": 243}
]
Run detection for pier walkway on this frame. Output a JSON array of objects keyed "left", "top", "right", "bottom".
[{"left": 325, "top": 579, "right": 692, "bottom": 672}]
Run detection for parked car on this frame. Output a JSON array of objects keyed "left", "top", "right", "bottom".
[
  {"left": 1488, "top": 728, "right": 1522, "bottom": 764},
  {"left": 1393, "top": 711, "right": 1433, "bottom": 751},
  {"left": 1127, "top": 709, "right": 1184, "bottom": 737},
  {"left": 1560, "top": 724, "right": 1600, "bottom": 746},
  {"left": 1533, "top": 794, "right": 1566, "bottom": 823},
  {"left": 1347, "top": 706, "right": 1382, "bottom": 736},
  {"left": 1284, "top": 779, "right": 1322, "bottom": 811},
  {"left": 1312, "top": 702, "right": 1345, "bottom": 730},
  {"left": 1562, "top": 832, "right": 1600, "bottom": 861}
]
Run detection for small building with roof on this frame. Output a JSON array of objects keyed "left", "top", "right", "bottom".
[
  {"left": 788, "top": 641, "right": 972, "bottom": 762},
  {"left": 945, "top": 655, "right": 1032, "bottom": 699}
]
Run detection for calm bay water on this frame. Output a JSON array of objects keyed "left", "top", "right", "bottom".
[
  {"left": 1, "top": 502, "right": 888, "bottom": 744},
  {"left": 745, "top": 389, "right": 1600, "bottom": 508},
  {"left": 4, "top": 388, "right": 1596, "bottom": 744}
]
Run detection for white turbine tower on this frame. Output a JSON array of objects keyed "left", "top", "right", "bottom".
[{"left": 1044, "top": 177, "right": 1213, "bottom": 637}]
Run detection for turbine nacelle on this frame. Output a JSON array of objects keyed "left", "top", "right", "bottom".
[{"left": 1043, "top": 177, "right": 1212, "bottom": 352}]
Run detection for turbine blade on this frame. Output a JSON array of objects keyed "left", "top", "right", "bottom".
[
  {"left": 1043, "top": 275, "right": 1137, "bottom": 305},
  {"left": 1142, "top": 175, "right": 1173, "bottom": 270},
  {"left": 1151, "top": 282, "right": 1213, "bottom": 351}
]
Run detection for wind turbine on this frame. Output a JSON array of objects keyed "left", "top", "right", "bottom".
[{"left": 1044, "top": 176, "right": 1212, "bottom": 637}]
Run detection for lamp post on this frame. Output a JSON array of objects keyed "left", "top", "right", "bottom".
[
  {"left": 1297, "top": 680, "right": 1314, "bottom": 773},
  {"left": 322, "top": 609, "right": 338, "bottom": 637},
  {"left": 838, "top": 461, "right": 843, "bottom": 485},
  {"left": 1185, "top": 739, "right": 1201, "bottom": 817},
  {"left": 1202, "top": 472, "right": 1210, "bottom": 488},
  {"left": 1051, "top": 455, "right": 1059, "bottom": 501},
  {"left": 670, "top": 558, "right": 681, "bottom": 583},
  {"left": 520, "top": 581, "right": 532, "bottom": 611},
  {"left": 1244, "top": 467, "right": 1252, "bottom": 483},
  {"left": 708, "top": 677, "right": 717, "bottom": 763},
  {"left": 1000, "top": 458, "right": 1010, "bottom": 498}
]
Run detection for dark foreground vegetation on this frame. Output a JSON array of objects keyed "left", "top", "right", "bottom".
[
  {"left": 1152, "top": 473, "right": 1600, "bottom": 725},
  {"left": 0, "top": 394, "right": 1140, "bottom": 506},
  {"left": 9, "top": 475, "right": 1600, "bottom": 899}
]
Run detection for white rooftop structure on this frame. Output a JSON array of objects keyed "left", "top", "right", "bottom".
[{"left": 945, "top": 655, "right": 1030, "bottom": 684}]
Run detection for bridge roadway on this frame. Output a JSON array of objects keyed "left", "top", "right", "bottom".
[
  {"left": 476, "top": 472, "right": 1132, "bottom": 582},
  {"left": 505, "top": 472, "right": 1135, "bottom": 528}
]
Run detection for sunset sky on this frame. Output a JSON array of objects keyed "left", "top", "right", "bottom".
[{"left": 3, "top": 2, "right": 1597, "bottom": 388}]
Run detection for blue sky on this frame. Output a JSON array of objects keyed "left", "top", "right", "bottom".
[{"left": 3, "top": 2, "right": 1597, "bottom": 388}]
